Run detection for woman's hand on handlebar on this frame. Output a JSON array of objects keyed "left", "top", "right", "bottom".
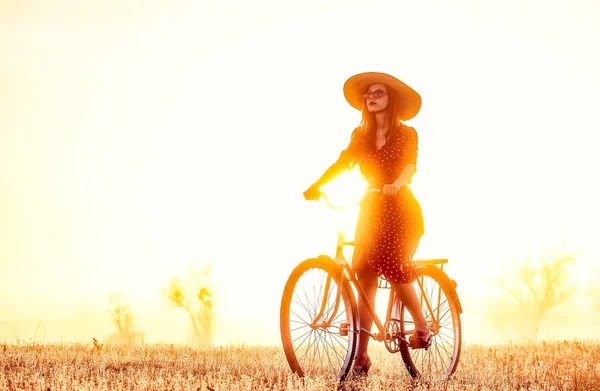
[
  {"left": 382, "top": 184, "right": 401, "bottom": 196},
  {"left": 303, "top": 185, "right": 322, "bottom": 201}
]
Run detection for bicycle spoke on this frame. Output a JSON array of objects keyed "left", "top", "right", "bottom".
[
  {"left": 289, "top": 318, "right": 310, "bottom": 326},
  {"left": 315, "top": 272, "right": 326, "bottom": 322},
  {"left": 310, "top": 269, "right": 324, "bottom": 318},
  {"left": 399, "top": 271, "right": 461, "bottom": 381},
  {"left": 325, "top": 329, "right": 350, "bottom": 352},
  {"left": 291, "top": 297, "right": 314, "bottom": 321},
  {"left": 322, "top": 331, "right": 345, "bottom": 363},
  {"left": 330, "top": 309, "right": 347, "bottom": 325},
  {"left": 436, "top": 328, "right": 455, "bottom": 342},
  {"left": 300, "top": 277, "right": 318, "bottom": 321},
  {"left": 432, "top": 341, "right": 448, "bottom": 372},
  {"left": 281, "top": 261, "right": 358, "bottom": 381},
  {"left": 316, "top": 331, "right": 328, "bottom": 372},
  {"left": 297, "top": 274, "right": 313, "bottom": 317},
  {"left": 300, "top": 330, "right": 316, "bottom": 363},
  {"left": 434, "top": 329, "right": 454, "bottom": 346},
  {"left": 289, "top": 309, "right": 310, "bottom": 326},
  {"left": 310, "top": 331, "right": 322, "bottom": 371},
  {"left": 435, "top": 340, "right": 453, "bottom": 356},
  {"left": 310, "top": 276, "right": 319, "bottom": 322},
  {"left": 437, "top": 304, "right": 452, "bottom": 323},
  {"left": 310, "top": 331, "right": 320, "bottom": 371},
  {"left": 293, "top": 329, "right": 313, "bottom": 350},
  {"left": 326, "top": 279, "right": 336, "bottom": 310},
  {"left": 322, "top": 332, "right": 335, "bottom": 372},
  {"left": 290, "top": 324, "right": 311, "bottom": 333}
]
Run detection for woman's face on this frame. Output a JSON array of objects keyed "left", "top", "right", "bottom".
[{"left": 364, "top": 83, "right": 389, "bottom": 113}]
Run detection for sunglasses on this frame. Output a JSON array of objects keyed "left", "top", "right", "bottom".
[{"left": 363, "top": 89, "right": 387, "bottom": 101}]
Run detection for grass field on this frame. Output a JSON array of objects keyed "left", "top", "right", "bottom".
[{"left": 1, "top": 340, "right": 599, "bottom": 390}]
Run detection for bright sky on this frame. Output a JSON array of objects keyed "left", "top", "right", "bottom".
[{"left": 1, "top": 0, "right": 599, "bottom": 345}]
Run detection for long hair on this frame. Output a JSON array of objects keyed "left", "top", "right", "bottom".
[{"left": 354, "top": 85, "right": 404, "bottom": 152}]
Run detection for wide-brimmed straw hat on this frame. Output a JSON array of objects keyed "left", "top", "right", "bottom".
[{"left": 343, "top": 72, "right": 422, "bottom": 120}]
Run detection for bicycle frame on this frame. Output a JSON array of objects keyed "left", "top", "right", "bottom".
[
  {"left": 281, "top": 189, "right": 462, "bottom": 381},
  {"left": 311, "top": 230, "right": 438, "bottom": 344}
]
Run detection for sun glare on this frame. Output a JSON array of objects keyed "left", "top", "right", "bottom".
[
  {"left": 318, "top": 166, "right": 368, "bottom": 239},
  {"left": 2, "top": 0, "right": 600, "bottom": 347}
]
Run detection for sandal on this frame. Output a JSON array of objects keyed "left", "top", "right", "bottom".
[
  {"left": 352, "top": 357, "right": 372, "bottom": 377},
  {"left": 409, "top": 329, "right": 433, "bottom": 349}
]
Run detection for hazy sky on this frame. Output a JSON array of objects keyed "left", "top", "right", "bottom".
[{"left": 1, "top": 0, "right": 599, "bottom": 345}]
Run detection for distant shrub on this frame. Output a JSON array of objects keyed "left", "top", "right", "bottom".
[
  {"left": 164, "top": 262, "right": 214, "bottom": 345},
  {"left": 106, "top": 292, "right": 145, "bottom": 345}
]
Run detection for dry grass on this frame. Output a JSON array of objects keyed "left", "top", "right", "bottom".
[{"left": 1, "top": 340, "right": 599, "bottom": 390}]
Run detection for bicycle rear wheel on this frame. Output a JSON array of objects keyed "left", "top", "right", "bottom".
[
  {"left": 398, "top": 265, "right": 462, "bottom": 382},
  {"left": 280, "top": 257, "right": 358, "bottom": 381}
]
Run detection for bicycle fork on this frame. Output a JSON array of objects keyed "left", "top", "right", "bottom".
[
  {"left": 310, "top": 230, "right": 354, "bottom": 332},
  {"left": 310, "top": 261, "right": 345, "bottom": 330}
]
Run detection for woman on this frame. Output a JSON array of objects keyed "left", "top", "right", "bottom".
[{"left": 303, "top": 72, "right": 432, "bottom": 376}]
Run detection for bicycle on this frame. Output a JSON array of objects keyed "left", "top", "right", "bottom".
[{"left": 280, "top": 189, "right": 463, "bottom": 382}]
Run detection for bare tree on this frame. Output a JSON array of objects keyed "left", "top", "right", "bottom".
[
  {"left": 164, "top": 262, "right": 215, "bottom": 345},
  {"left": 107, "top": 291, "right": 145, "bottom": 345},
  {"left": 585, "top": 268, "right": 600, "bottom": 312},
  {"left": 485, "top": 245, "right": 578, "bottom": 341}
]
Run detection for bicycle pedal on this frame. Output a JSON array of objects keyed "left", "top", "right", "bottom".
[
  {"left": 340, "top": 322, "right": 349, "bottom": 336},
  {"left": 409, "top": 333, "right": 433, "bottom": 350}
]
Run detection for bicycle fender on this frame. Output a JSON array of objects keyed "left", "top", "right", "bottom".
[
  {"left": 317, "top": 254, "right": 335, "bottom": 263},
  {"left": 421, "top": 265, "right": 463, "bottom": 315}
]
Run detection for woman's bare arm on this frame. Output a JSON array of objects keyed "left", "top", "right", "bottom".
[
  {"left": 382, "top": 164, "right": 416, "bottom": 196},
  {"left": 303, "top": 160, "right": 348, "bottom": 200}
]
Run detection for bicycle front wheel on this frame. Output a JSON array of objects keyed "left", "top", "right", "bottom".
[
  {"left": 399, "top": 265, "right": 462, "bottom": 382},
  {"left": 280, "top": 257, "right": 359, "bottom": 381}
]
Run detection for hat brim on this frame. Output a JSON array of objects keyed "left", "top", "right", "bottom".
[{"left": 343, "top": 72, "right": 421, "bottom": 121}]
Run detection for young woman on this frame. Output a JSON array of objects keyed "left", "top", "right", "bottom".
[{"left": 303, "top": 72, "right": 431, "bottom": 376}]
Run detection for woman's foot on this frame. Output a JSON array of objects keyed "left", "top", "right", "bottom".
[
  {"left": 352, "top": 356, "right": 372, "bottom": 377},
  {"left": 409, "top": 325, "right": 432, "bottom": 349}
]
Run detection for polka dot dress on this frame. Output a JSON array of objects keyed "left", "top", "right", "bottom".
[{"left": 336, "top": 124, "right": 424, "bottom": 284}]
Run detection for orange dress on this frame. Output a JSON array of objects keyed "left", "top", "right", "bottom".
[{"left": 335, "top": 124, "right": 424, "bottom": 283}]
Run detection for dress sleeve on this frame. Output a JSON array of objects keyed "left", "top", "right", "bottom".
[
  {"left": 335, "top": 127, "right": 362, "bottom": 168},
  {"left": 403, "top": 126, "right": 418, "bottom": 165}
]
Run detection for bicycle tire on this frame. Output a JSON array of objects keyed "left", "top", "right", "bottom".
[
  {"left": 280, "top": 257, "right": 359, "bottom": 381},
  {"left": 398, "top": 265, "right": 462, "bottom": 382}
]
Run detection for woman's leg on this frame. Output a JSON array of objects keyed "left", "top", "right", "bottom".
[
  {"left": 354, "top": 269, "right": 378, "bottom": 367},
  {"left": 389, "top": 281, "right": 429, "bottom": 333},
  {"left": 389, "top": 235, "right": 429, "bottom": 334}
]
